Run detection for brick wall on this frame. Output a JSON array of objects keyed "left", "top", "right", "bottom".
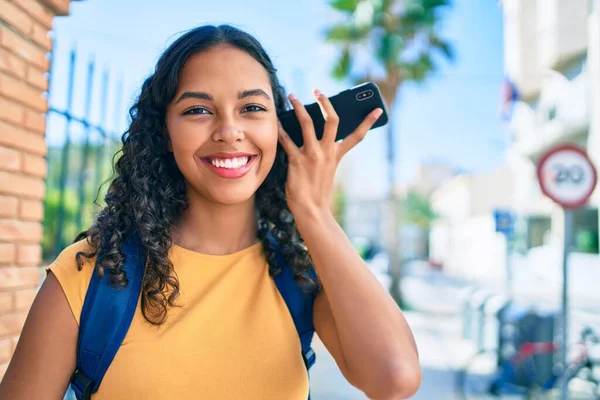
[{"left": 0, "top": 0, "right": 73, "bottom": 379}]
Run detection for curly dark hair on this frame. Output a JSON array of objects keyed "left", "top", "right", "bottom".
[{"left": 74, "top": 24, "right": 321, "bottom": 325}]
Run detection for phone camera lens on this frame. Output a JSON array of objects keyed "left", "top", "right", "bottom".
[{"left": 356, "top": 90, "right": 374, "bottom": 101}]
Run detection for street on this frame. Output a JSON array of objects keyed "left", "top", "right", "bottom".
[
  {"left": 307, "top": 258, "right": 478, "bottom": 399},
  {"left": 310, "top": 261, "right": 600, "bottom": 400},
  {"left": 310, "top": 311, "right": 474, "bottom": 400}
]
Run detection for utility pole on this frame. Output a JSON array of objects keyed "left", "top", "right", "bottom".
[{"left": 386, "top": 111, "right": 403, "bottom": 306}]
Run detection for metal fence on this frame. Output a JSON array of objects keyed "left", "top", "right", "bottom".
[{"left": 44, "top": 47, "right": 123, "bottom": 261}]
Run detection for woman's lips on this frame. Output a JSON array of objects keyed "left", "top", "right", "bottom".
[{"left": 200, "top": 155, "right": 258, "bottom": 179}]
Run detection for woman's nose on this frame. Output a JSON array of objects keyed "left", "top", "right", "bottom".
[{"left": 212, "top": 119, "right": 245, "bottom": 143}]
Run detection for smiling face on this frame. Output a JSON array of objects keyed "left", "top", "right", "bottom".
[{"left": 165, "top": 45, "right": 279, "bottom": 206}]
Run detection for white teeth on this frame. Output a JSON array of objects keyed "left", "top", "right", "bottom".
[{"left": 209, "top": 156, "right": 250, "bottom": 169}]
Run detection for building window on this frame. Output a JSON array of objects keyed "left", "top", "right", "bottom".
[
  {"left": 548, "top": 105, "right": 557, "bottom": 121},
  {"left": 572, "top": 208, "right": 599, "bottom": 254},
  {"left": 527, "top": 216, "right": 552, "bottom": 249}
]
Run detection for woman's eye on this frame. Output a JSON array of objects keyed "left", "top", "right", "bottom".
[
  {"left": 242, "top": 105, "right": 266, "bottom": 113},
  {"left": 183, "top": 107, "right": 210, "bottom": 116}
]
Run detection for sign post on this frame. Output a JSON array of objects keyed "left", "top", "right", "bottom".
[
  {"left": 536, "top": 144, "right": 597, "bottom": 400},
  {"left": 494, "top": 209, "right": 515, "bottom": 298}
]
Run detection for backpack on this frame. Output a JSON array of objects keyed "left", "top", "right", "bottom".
[{"left": 69, "top": 235, "right": 317, "bottom": 400}]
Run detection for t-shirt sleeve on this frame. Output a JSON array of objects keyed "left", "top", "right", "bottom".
[{"left": 45, "top": 239, "right": 96, "bottom": 326}]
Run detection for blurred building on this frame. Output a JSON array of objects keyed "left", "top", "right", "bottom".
[
  {"left": 402, "top": 162, "right": 459, "bottom": 259},
  {"left": 343, "top": 162, "right": 457, "bottom": 260},
  {"left": 412, "top": 161, "right": 460, "bottom": 196},
  {"left": 502, "top": 0, "right": 600, "bottom": 256},
  {"left": 429, "top": 167, "right": 515, "bottom": 284},
  {"left": 343, "top": 183, "right": 408, "bottom": 250}
]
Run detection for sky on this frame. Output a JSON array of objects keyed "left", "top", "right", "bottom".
[{"left": 47, "top": 0, "right": 507, "bottom": 199}]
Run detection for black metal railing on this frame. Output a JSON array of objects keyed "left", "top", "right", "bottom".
[{"left": 44, "top": 47, "right": 123, "bottom": 261}]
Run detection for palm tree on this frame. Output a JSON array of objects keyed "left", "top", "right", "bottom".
[
  {"left": 402, "top": 190, "right": 438, "bottom": 255},
  {"left": 325, "top": 0, "right": 455, "bottom": 305}
]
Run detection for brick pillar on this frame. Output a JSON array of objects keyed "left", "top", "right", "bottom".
[{"left": 0, "top": 0, "right": 73, "bottom": 378}]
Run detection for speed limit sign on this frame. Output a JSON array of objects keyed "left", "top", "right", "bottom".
[
  {"left": 537, "top": 144, "right": 597, "bottom": 400},
  {"left": 537, "top": 144, "right": 597, "bottom": 209}
]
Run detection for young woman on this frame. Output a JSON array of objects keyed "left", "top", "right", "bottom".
[{"left": 0, "top": 25, "right": 420, "bottom": 400}]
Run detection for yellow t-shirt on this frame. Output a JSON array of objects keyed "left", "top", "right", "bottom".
[{"left": 47, "top": 239, "right": 309, "bottom": 400}]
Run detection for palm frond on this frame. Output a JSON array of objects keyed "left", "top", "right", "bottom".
[
  {"left": 377, "top": 33, "right": 405, "bottom": 65},
  {"left": 421, "top": 0, "right": 452, "bottom": 10},
  {"left": 325, "top": 23, "right": 370, "bottom": 43},
  {"left": 429, "top": 34, "right": 455, "bottom": 61},
  {"left": 397, "top": 52, "right": 434, "bottom": 82},
  {"left": 325, "top": 0, "right": 455, "bottom": 87},
  {"left": 329, "top": 0, "right": 362, "bottom": 13},
  {"left": 332, "top": 47, "right": 353, "bottom": 80}
]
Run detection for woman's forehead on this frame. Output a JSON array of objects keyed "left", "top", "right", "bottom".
[{"left": 178, "top": 46, "right": 272, "bottom": 93}]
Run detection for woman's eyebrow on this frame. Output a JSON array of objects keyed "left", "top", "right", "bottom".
[
  {"left": 238, "top": 89, "right": 271, "bottom": 100},
  {"left": 175, "top": 89, "right": 271, "bottom": 104},
  {"left": 175, "top": 91, "right": 213, "bottom": 104}
]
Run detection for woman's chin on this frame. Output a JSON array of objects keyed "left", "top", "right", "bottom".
[{"left": 205, "top": 186, "right": 258, "bottom": 206}]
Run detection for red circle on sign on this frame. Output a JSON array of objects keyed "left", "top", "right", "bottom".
[{"left": 536, "top": 144, "right": 598, "bottom": 209}]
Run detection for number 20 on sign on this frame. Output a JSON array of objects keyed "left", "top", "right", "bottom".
[{"left": 537, "top": 144, "right": 597, "bottom": 209}]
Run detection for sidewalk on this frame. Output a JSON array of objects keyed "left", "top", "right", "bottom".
[
  {"left": 400, "top": 264, "right": 600, "bottom": 351},
  {"left": 400, "top": 257, "right": 600, "bottom": 318}
]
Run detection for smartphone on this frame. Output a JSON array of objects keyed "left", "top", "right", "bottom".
[{"left": 278, "top": 82, "right": 389, "bottom": 147}]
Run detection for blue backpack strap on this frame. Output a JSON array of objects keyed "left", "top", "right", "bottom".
[
  {"left": 267, "top": 235, "right": 317, "bottom": 371},
  {"left": 71, "top": 236, "right": 145, "bottom": 400}
]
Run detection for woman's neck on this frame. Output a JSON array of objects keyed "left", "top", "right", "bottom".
[{"left": 171, "top": 194, "right": 258, "bottom": 256}]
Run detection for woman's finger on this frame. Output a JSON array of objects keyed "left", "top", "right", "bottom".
[
  {"left": 338, "top": 108, "right": 383, "bottom": 158},
  {"left": 277, "top": 120, "right": 300, "bottom": 159},
  {"left": 289, "top": 93, "right": 317, "bottom": 150},
  {"left": 313, "top": 88, "right": 339, "bottom": 145}
]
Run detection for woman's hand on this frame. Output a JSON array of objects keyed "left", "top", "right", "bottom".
[
  {"left": 277, "top": 90, "right": 421, "bottom": 400},
  {"left": 277, "top": 89, "right": 382, "bottom": 219}
]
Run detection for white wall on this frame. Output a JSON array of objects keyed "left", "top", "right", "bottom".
[
  {"left": 506, "top": 148, "right": 555, "bottom": 215},
  {"left": 429, "top": 169, "right": 514, "bottom": 283},
  {"left": 429, "top": 220, "right": 450, "bottom": 264},
  {"left": 430, "top": 176, "right": 471, "bottom": 222},
  {"left": 538, "top": 0, "right": 589, "bottom": 70},
  {"left": 588, "top": 0, "right": 600, "bottom": 207},
  {"left": 430, "top": 216, "right": 507, "bottom": 284},
  {"left": 503, "top": 0, "right": 541, "bottom": 98},
  {"left": 470, "top": 168, "right": 514, "bottom": 216},
  {"left": 455, "top": 216, "right": 507, "bottom": 284},
  {"left": 505, "top": 0, "right": 591, "bottom": 159}
]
